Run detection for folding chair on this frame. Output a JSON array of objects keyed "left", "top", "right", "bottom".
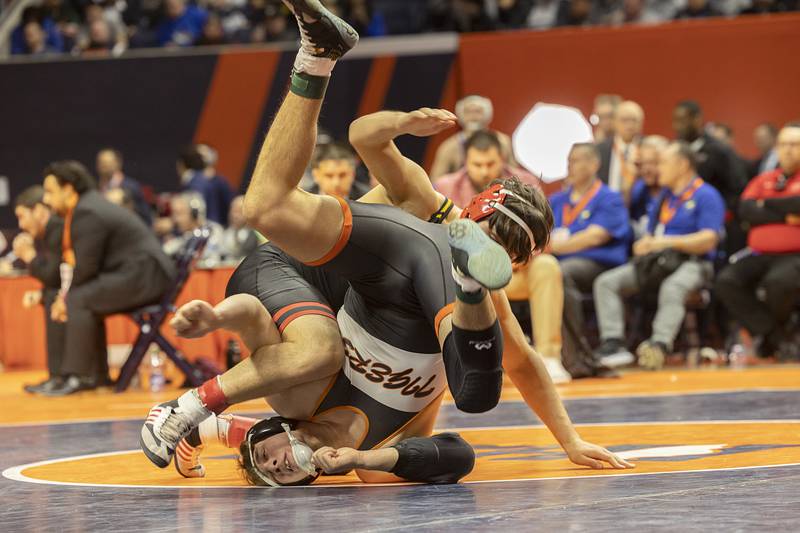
[{"left": 114, "top": 227, "right": 210, "bottom": 392}]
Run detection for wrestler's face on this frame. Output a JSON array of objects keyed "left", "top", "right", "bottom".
[
  {"left": 252, "top": 433, "right": 310, "bottom": 485},
  {"left": 313, "top": 159, "right": 356, "bottom": 198}
]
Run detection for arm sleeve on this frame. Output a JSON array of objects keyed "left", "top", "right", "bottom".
[
  {"left": 70, "top": 211, "right": 108, "bottom": 287},
  {"left": 763, "top": 196, "right": 800, "bottom": 215},
  {"left": 441, "top": 321, "right": 504, "bottom": 413}
]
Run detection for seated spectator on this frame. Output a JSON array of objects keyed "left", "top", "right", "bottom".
[
  {"left": 430, "top": 95, "right": 516, "bottom": 179},
  {"left": 11, "top": 7, "right": 64, "bottom": 55},
  {"left": 435, "top": 130, "right": 566, "bottom": 381},
  {"left": 716, "top": 123, "right": 800, "bottom": 359},
  {"left": 605, "top": 0, "right": 672, "bottom": 25},
  {"left": 555, "top": 0, "right": 596, "bottom": 26},
  {"left": 549, "top": 143, "right": 631, "bottom": 374},
  {"left": 597, "top": 100, "right": 644, "bottom": 202},
  {"left": 219, "top": 195, "right": 262, "bottom": 262},
  {"left": 178, "top": 144, "right": 235, "bottom": 226},
  {"left": 674, "top": 0, "right": 721, "bottom": 19},
  {"left": 751, "top": 123, "right": 779, "bottom": 178},
  {"left": 156, "top": 0, "right": 209, "bottom": 47},
  {"left": 197, "top": 12, "right": 229, "bottom": 45},
  {"left": 11, "top": 186, "right": 66, "bottom": 394},
  {"left": 96, "top": 148, "right": 152, "bottom": 224},
  {"left": 207, "top": 0, "right": 250, "bottom": 42},
  {"left": 249, "top": 0, "right": 299, "bottom": 42},
  {"left": 306, "top": 142, "right": 370, "bottom": 199},
  {"left": 20, "top": 20, "right": 62, "bottom": 56},
  {"left": 162, "top": 192, "right": 225, "bottom": 264},
  {"left": 495, "top": 0, "right": 533, "bottom": 29},
  {"left": 591, "top": 94, "right": 622, "bottom": 143},
  {"left": 41, "top": 161, "right": 176, "bottom": 395},
  {"left": 526, "top": 0, "right": 560, "bottom": 29},
  {"left": 78, "top": 1, "right": 128, "bottom": 55},
  {"left": 673, "top": 100, "right": 748, "bottom": 253},
  {"left": 630, "top": 135, "right": 669, "bottom": 239},
  {"left": 593, "top": 141, "right": 725, "bottom": 370}
]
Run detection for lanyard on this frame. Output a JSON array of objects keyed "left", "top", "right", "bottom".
[
  {"left": 659, "top": 177, "right": 704, "bottom": 226},
  {"left": 562, "top": 180, "right": 601, "bottom": 227}
]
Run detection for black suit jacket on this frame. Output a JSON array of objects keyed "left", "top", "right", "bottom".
[
  {"left": 693, "top": 134, "right": 748, "bottom": 209},
  {"left": 29, "top": 216, "right": 63, "bottom": 291},
  {"left": 596, "top": 138, "right": 614, "bottom": 185},
  {"left": 70, "top": 190, "right": 175, "bottom": 287}
]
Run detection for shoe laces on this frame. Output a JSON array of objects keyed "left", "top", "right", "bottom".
[{"left": 157, "top": 407, "right": 193, "bottom": 446}]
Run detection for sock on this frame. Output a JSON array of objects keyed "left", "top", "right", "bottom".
[
  {"left": 451, "top": 265, "right": 486, "bottom": 304},
  {"left": 195, "top": 376, "right": 230, "bottom": 415}
]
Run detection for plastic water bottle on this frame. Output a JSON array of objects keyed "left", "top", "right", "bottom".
[
  {"left": 728, "top": 344, "right": 746, "bottom": 370},
  {"left": 149, "top": 346, "right": 167, "bottom": 392}
]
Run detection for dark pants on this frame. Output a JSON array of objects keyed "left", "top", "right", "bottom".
[
  {"left": 61, "top": 257, "right": 173, "bottom": 379},
  {"left": 561, "top": 258, "right": 609, "bottom": 373},
  {"left": 715, "top": 253, "right": 800, "bottom": 340},
  {"left": 42, "top": 289, "right": 66, "bottom": 378}
]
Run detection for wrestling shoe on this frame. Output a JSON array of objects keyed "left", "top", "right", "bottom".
[
  {"left": 140, "top": 392, "right": 211, "bottom": 468},
  {"left": 283, "top": 0, "right": 359, "bottom": 61},
  {"left": 636, "top": 340, "right": 667, "bottom": 371},
  {"left": 448, "top": 219, "right": 513, "bottom": 291},
  {"left": 175, "top": 428, "right": 206, "bottom": 478}
]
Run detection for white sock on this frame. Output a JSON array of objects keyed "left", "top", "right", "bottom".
[
  {"left": 293, "top": 49, "right": 336, "bottom": 77},
  {"left": 177, "top": 389, "right": 212, "bottom": 425},
  {"left": 451, "top": 264, "right": 483, "bottom": 293},
  {"left": 198, "top": 414, "right": 226, "bottom": 446}
]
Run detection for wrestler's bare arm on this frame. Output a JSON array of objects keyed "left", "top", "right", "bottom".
[
  {"left": 492, "top": 290, "right": 633, "bottom": 469},
  {"left": 349, "top": 109, "right": 456, "bottom": 220}
]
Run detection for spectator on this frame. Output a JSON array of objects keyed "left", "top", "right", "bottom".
[
  {"left": 206, "top": 0, "right": 250, "bottom": 42},
  {"left": 751, "top": 123, "right": 779, "bottom": 177},
  {"left": 435, "top": 131, "right": 565, "bottom": 381},
  {"left": 605, "top": 0, "right": 672, "bottom": 25},
  {"left": 78, "top": 1, "right": 128, "bottom": 55},
  {"left": 593, "top": 141, "right": 725, "bottom": 370},
  {"left": 708, "top": 122, "right": 735, "bottom": 147},
  {"left": 740, "top": 0, "right": 795, "bottom": 14},
  {"left": 549, "top": 143, "right": 631, "bottom": 376},
  {"left": 78, "top": 18, "right": 116, "bottom": 56},
  {"left": 597, "top": 100, "right": 644, "bottom": 201},
  {"left": 21, "top": 20, "right": 62, "bottom": 56},
  {"left": 307, "top": 143, "right": 370, "bottom": 199},
  {"left": 674, "top": 0, "right": 720, "bottom": 18},
  {"left": 630, "top": 135, "right": 669, "bottom": 238},
  {"left": 156, "top": 0, "right": 209, "bottom": 47},
  {"left": 715, "top": 123, "right": 800, "bottom": 359},
  {"left": 11, "top": 186, "right": 66, "bottom": 394},
  {"left": 555, "top": 0, "right": 595, "bottom": 26},
  {"left": 104, "top": 187, "right": 136, "bottom": 213},
  {"left": 494, "top": 0, "right": 533, "bottom": 29},
  {"left": 526, "top": 0, "right": 560, "bottom": 29},
  {"left": 672, "top": 100, "right": 748, "bottom": 251},
  {"left": 219, "top": 195, "right": 262, "bottom": 262},
  {"left": 250, "top": 0, "right": 298, "bottom": 42},
  {"left": 430, "top": 95, "right": 515, "bottom": 179},
  {"left": 671, "top": 102, "right": 745, "bottom": 205},
  {"left": 591, "top": 94, "right": 622, "bottom": 143},
  {"left": 162, "top": 191, "right": 224, "bottom": 263},
  {"left": 197, "top": 12, "right": 228, "bottom": 45},
  {"left": 96, "top": 148, "right": 152, "bottom": 224},
  {"left": 178, "top": 144, "right": 235, "bottom": 226},
  {"left": 41, "top": 161, "right": 175, "bottom": 395}
]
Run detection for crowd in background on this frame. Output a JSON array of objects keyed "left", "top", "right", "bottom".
[
  {"left": 8, "top": 0, "right": 800, "bottom": 57},
  {"left": 1, "top": 90, "right": 798, "bottom": 392}
]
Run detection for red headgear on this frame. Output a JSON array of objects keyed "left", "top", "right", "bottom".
[{"left": 461, "top": 183, "right": 536, "bottom": 254}]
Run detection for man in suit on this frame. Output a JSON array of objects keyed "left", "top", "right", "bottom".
[
  {"left": 596, "top": 100, "right": 644, "bottom": 204},
  {"left": 41, "top": 161, "right": 176, "bottom": 395},
  {"left": 11, "top": 186, "right": 66, "bottom": 394}
]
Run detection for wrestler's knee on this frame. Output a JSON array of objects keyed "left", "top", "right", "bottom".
[{"left": 528, "top": 253, "right": 561, "bottom": 283}]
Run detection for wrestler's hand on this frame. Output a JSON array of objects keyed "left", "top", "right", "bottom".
[
  {"left": 22, "top": 290, "right": 42, "bottom": 309},
  {"left": 171, "top": 300, "right": 222, "bottom": 338},
  {"left": 564, "top": 439, "right": 634, "bottom": 470},
  {"left": 312, "top": 446, "right": 362, "bottom": 474},
  {"left": 400, "top": 108, "right": 457, "bottom": 138}
]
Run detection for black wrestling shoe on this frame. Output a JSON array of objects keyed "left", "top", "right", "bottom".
[
  {"left": 448, "top": 219, "right": 513, "bottom": 291},
  {"left": 282, "top": 0, "right": 359, "bottom": 60}
]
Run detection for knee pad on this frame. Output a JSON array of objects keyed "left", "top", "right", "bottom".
[{"left": 390, "top": 433, "right": 475, "bottom": 484}]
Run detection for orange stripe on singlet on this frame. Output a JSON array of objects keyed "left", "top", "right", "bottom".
[
  {"left": 272, "top": 301, "right": 333, "bottom": 322},
  {"left": 434, "top": 303, "right": 455, "bottom": 338},
  {"left": 305, "top": 196, "right": 353, "bottom": 266}
]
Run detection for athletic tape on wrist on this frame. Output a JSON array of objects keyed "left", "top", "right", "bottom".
[
  {"left": 290, "top": 70, "right": 330, "bottom": 100},
  {"left": 196, "top": 376, "right": 230, "bottom": 414}
]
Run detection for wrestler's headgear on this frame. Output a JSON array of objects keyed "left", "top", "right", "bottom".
[
  {"left": 460, "top": 182, "right": 537, "bottom": 261},
  {"left": 239, "top": 416, "right": 320, "bottom": 487}
]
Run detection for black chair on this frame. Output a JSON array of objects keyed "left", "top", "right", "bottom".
[{"left": 114, "top": 228, "right": 210, "bottom": 392}]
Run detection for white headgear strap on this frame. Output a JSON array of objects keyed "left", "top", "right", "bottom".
[{"left": 490, "top": 188, "right": 536, "bottom": 255}]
